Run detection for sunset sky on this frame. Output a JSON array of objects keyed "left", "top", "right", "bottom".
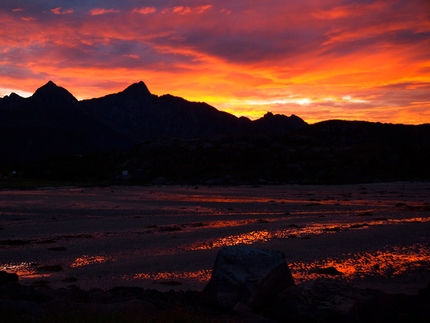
[{"left": 1, "top": 0, "right": 429, "bottom": 124}]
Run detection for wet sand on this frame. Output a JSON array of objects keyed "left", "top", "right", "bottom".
[{"left": 1, "top": 182, "right": 429, "bottom": 294}]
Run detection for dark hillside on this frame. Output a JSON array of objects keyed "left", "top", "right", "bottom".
[
  {"left": 0, "top": 81, "right": 306, "bottom": 165},
  {"left": 11, "top": 121, "right": 430, "bottom": 185}
]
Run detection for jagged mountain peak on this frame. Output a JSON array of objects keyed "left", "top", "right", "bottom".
[
  {"left": 45, "top": 80, "right": 57, "bottom": 87},
  {"left": 0, "top": 92, "right": 25, "bottom": 110},
  {"left": 7, "top": 92, "right": 23, "bottom": 99},
  {"left": 36, "top": 80, "right": 60, "bottom": 92},
  {"left": 121, "top": 81, "right": 151, "bottom": 97},
  {"left": 1, "top": 80, "right": 309, "bottom": 163},
  {"left": 32, "top": 81, "right": 77, "bottom": 103}
]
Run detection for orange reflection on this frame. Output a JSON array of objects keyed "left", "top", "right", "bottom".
[
  {"left": 190, "top": 230, "right": 271, "bottom": 250},
  {"left": 187, "top": 222, "right": 372, "bottom": 250},
  {"left": 290, "top": 243, "right": 430, "bottom": 283},
  {"left": 0, "top": 262, "right": 50, "bottom": 279},
  {"left": 70, "top": 255, "right": 109, "bottom": 268},
  {"left": 132, "top": 243, "right": 428, "bottom": 286},
  {"left": 187, "top": 214, "right": 430, "bottom": 251},
  {"left": 132, "top": 269, "right": 212, "bottom": 282}
]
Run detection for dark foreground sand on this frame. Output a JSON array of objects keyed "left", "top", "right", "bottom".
[{"left": 0, "top": 182, "right": 429, "bottom": 294}]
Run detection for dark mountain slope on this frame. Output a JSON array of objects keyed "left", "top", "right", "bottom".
[
  {"left": 0, "top": 92, "right": 25, "bottom": 110},
  {"left": 252, "top": 112, "right": 308, "bottom": 136},
  {"left": 285, "top": 120, "right": 430, "bottom": 182},
  {"left": 80, "top": 82, "right": 242, "bottom": 139},
  {"left": 27, "top": 120, "right": 428, "bottom": 185},
  {"left": 293, "top": 119, "right": 430, "bottom": 147},
  {"left": 0, "top": 82, "right": 131, "bottom": 163},
  {"left": 0, "top": 81, "right": 307, "bottom": 164},
  {"left": 81, "top": 81, "right": 306, "bottom": 139},
  {"left": 2, "top": 108, "right": 430, "bottom": 184}
]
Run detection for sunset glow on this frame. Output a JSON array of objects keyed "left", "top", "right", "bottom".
[
  {"left": 70, "top": 255, "right": 109, "bottom": 268},
  {"left": 290, "top": 242, "right": 430, "bottom": 284},
  {"left": 0, "top": 262, "right": 49, "bottom": 279},
  {"left": 1, "top": 1, "right": 429, "bottom": 123}
]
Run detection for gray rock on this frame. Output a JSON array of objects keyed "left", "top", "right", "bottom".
[{"left": 203, "top": 246, "right": 295, "bottom": 310}]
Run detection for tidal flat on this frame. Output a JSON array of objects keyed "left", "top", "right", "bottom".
[{"left": 0, "top": 182, "right": 429, "bottom": 294}]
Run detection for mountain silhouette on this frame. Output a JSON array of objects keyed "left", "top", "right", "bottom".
[
  {"left": 2, "top": 82, "right": 429, "bottom": 184},
  {"left": 0, "top": 81, "right": 307, "bottom": 163},
  {"left": 0, "top": 92, "right": 25, "bottom": 110},
  {"left": 32, "top": 80, "right": 77, "bottom": 103}
]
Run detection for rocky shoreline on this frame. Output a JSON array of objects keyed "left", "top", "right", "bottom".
[{"left": 1, "top": 245, "right": 430, "bottom": 323}]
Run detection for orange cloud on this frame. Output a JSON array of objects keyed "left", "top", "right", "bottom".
[
  {"left": 20, "top": 16, "right": 35, "bottom": 21},
  {"left": 196, "top": 5, "right": 212, "bottom": 14},
  {"left": 51, "top": 7, "right": 73, "bottom": 15},
  {"left": 313, "top": 1, "right": 388, "bottom": 19},
  {"left": 132, "top": 7, "right": 156, "bottom": 15},
  {"left": 90, "top": 8, "right": 120, "bottom": 16},
  {"left": 172, "top": 6, "right": 191, "bottom": 15}
]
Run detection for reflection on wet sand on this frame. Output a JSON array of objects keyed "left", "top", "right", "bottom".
[
  {"left": 133, "top": 270, "right": 212, "bottom": 283},
  {"left": 187, "top": 216, "right": 430, "bottom": 251},
  {"left": 0, "top": 262, "right": 49, "bottom": 279},
  {"left": 290, "top": 242, "right": 430, "bottom": 283},
  {"left": 0, "top": 183, "right": 429, "bottom": 291},
  {"left": 104, "top": 242, "right": 430, "bottom": 290},
  {"left": 128, "top": 242, "right": 429, "bottom": 288},
  {"left": 70, "top": 255, "right": 109, "bottom": 268},
  {"left": 190, "top": 230, "right": 271, "bottom": 250}
]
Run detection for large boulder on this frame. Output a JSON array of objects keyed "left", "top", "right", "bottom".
[{"left": 203, "top": 246, "right": 295, "bottom": 310}]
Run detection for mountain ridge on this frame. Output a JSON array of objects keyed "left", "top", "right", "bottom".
[
  {"left": 1, "top": 81, "right": 430, "bottom": 184},
  {"left": 0, "top": 81, "right": 307, "bottom": 163}
]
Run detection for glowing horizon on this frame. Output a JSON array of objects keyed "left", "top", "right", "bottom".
[{"left": 1, "top": 1, "right": 429, "bottom": 124}]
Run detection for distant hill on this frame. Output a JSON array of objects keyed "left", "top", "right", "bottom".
[
  {"left": 0, "top": 81, "right": 307, "bottom": 163},
  {"left": 101, "top": 120, "right": 429, "bottom": 184},
  {"left": 14, "top": 119, "right": 428, "bottom": 185}
]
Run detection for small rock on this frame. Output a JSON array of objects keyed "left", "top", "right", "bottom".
[
  {"left": 0, "top": 239, "right": 31, "bottom": 246},
  {"left": 158, "top": 225, "right": 182, "bottom": 232},
  {"left": 38, "top": 239, "right": 56, "bottom": 244},
  {"left": 0, "top": 271, "right": 19, "bottom": 283},
  {"left": 37, "top": 265, "right": 63, "bottom": 272},
  {"left": 357, "top": 211, "right": 373, "bottom": 216},
  {"left": 47, "top": 246, "right": 67, "bottom": 251},
  {"left": 311, "top": 266, "right": 343, "bottom": 276},
  {"left": 324, "top": 226, "right": 342, "bottom": 232},
  {"left": 157, "top": 281, "right": 182, "bottom": 286}
]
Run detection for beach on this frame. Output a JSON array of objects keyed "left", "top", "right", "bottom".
[{"left": 1, "top": 182, "right": 429, "bottom": 294}]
